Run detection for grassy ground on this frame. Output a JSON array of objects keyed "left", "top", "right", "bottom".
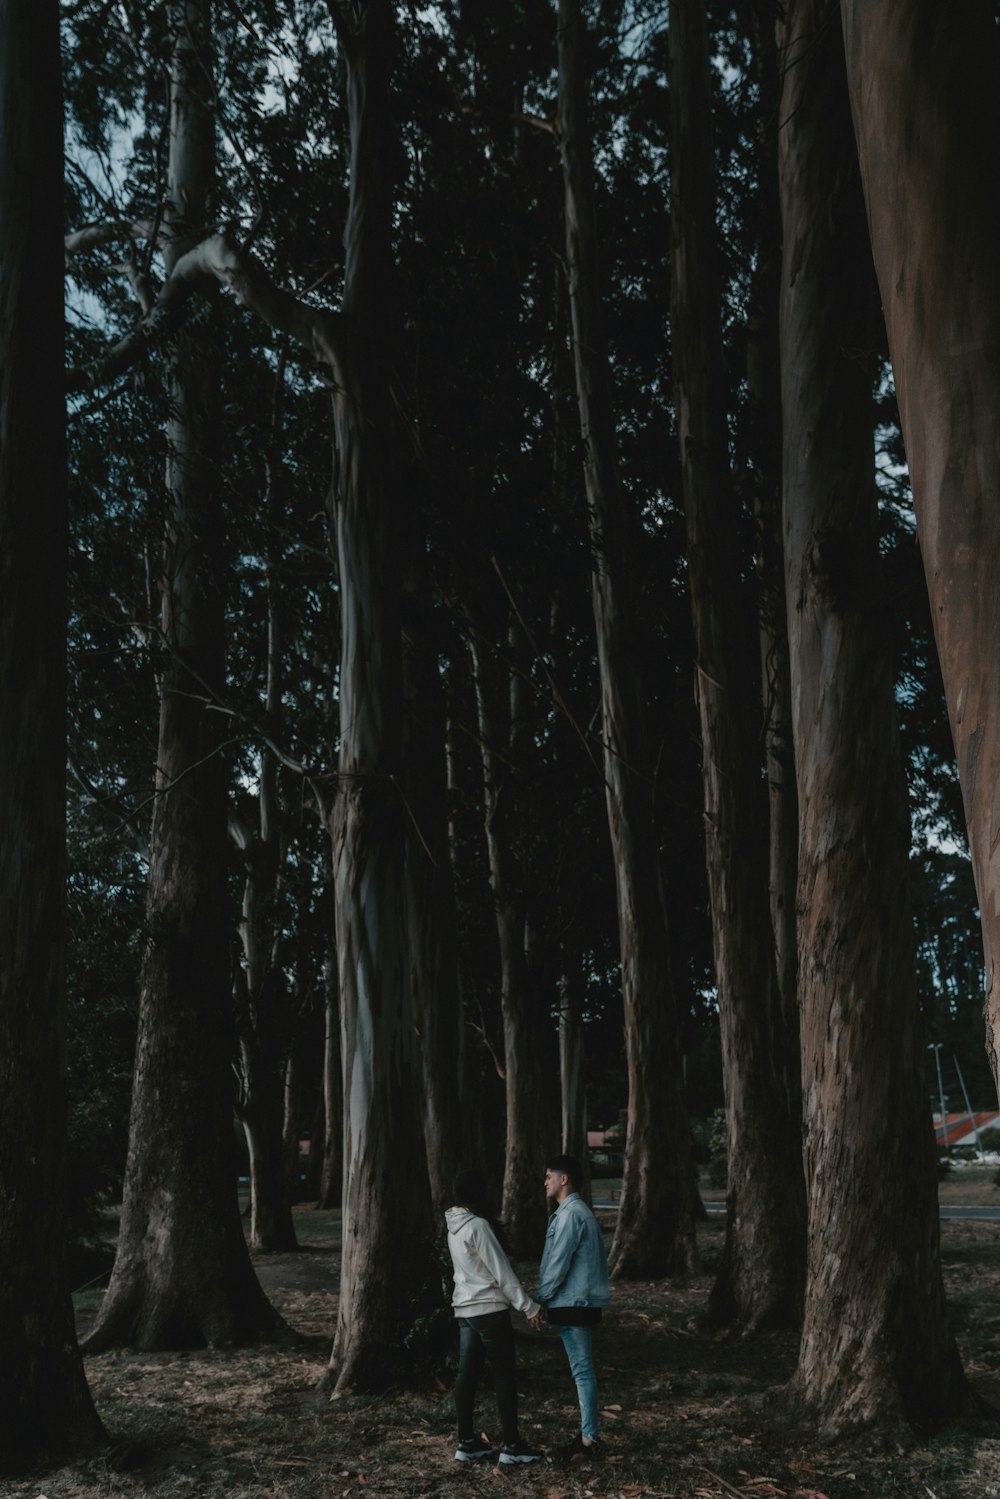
[{"left": 10, "top": 1171, "right": 1000, "bottom": 1499}]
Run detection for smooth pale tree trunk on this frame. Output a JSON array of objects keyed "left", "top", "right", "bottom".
[
  {"left": 670, "top": 0, "right": 805, "bottom": 1332},
  {"left": 839, "top": 0, "right": 1000, "bottom": 1097},
  {"left": 557, "top": 0, "right": 696, "bottom": 1279},
  {"left": 317, "top": 952, "right": 343, "bottom": 1210},
  {"left": 84, "top": 0, "right": 284, "bottom": 1352},
  {"left": 0, "top": 0, "right": 106, "bottom": 1465},
  {"left": 779, "top": 0, "right": 967, "bottom": 1434},
  {"left": 469, "top": 627, "right": 550, "bottom": 1256},
  {"left": 325, "top": 0, "right": 436, "bottom": 1392}
]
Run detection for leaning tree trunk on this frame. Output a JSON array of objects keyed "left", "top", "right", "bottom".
[
  {"left": 669, "top": 0, "right": 805, "bottom": 1332},
  {"left": 469, "top": 625, "right": 551, "bottom": 1257},
  {"left": 839, "top": 0, "right": 1000, "bottom": 1098},
  {"left": 557, "top": 0, "right": 696, "bottom": 1279},
  {"left": 83, "top": 0, "right": 284, "bottom": 1352},
  {"left": 778, "top": 0, "right": 968, "bottom": 1435},
  {"left": 0, "top": 0, "right": 106, "bottom": 1465},
  {"left": 324, "top": 0, "right": 436, "bottom": 1392}
]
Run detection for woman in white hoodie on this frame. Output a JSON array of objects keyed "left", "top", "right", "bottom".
[{"left": 445, "top": 1170, "right": 545, "bottom": 1467}]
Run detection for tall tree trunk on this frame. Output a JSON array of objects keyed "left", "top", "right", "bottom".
[
  {"left": 317, "top": 950, "right": 343, "bottom": 1210},
  {"left": 556, "top": 0, "right": 696, "bottom": 1279},
  {"left": 778, "top": 0, "right": 967, "bottom": 1433},
  {"left": 839, "top": 0, "right": 1000, "bottom": 1098},
  {"left": 669, "top": 0, "right": 805, "bottom": 1331},
  {"left": 746, "top": 0, "right": 800, "bottom": 1137},
  {"left": 234, "top": 367, "right": 298, "bottom": 1251},
  {"left": 402, "top": 573, "right": 466, "bottom": 1220},
  {"left": 324, "top": 0, "right": 436, "bottom": 1392},
  {"left": 83, "top": 0, "right": 284, "bottom": 1352},
  {"left": 0, "top": 0, "right": 106, "bottom": 1464},
  {"left": 558, "top": 967, "right": 590, "bottom": 1203},
  {"left": 469, "top": 626, "right": 550, "bottom": 1256}
]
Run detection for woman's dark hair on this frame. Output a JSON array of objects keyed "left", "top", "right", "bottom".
[
  {"left": 453, "top": 1169, "right": 493, "bottom": 1218},
  {"left": 452, "top": 1169, "right": 510, "bottom": 1250}
]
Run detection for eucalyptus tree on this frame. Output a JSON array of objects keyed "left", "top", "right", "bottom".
[
  {"left": 778, "top": 0, "right": 967, "bottom": 1434},
  {"left": 0, "top": 0, "right": 105, "bottom": 1464},
  {"left": 839, "top": 0, "right": 1000, "bottom": 1098},
  {"left": 397, "top": 0, "right": 578, "bottom": 1239},
  {"left": 669, "top": 0, "right": 804, "bottom": 1330},
  {"left": 319, "top": 0, "right": 442, "bottom": 1389},
  {"left": 80, "top": 0, "right": 286, "bottom": 1351},
  {"left": 556, "top": 0, "right": 697, "bottom": 1279}
]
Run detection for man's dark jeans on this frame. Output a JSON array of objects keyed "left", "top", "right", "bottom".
[{"left": 454, "top": 1310, "right": 518, "bottom": 1444}]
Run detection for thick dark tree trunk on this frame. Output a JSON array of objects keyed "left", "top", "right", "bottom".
[
  {"left": 779, "top": 0, "right": 967, "bottom": 1434},
  {"left": 470, "top": 627, "right": 550, "bottom": 1256},
  {"left": 0, "top": 0, "right": 106, "bottom": 1465},
  {"left": 324, "top": 0, "right": 436, "bottom": 1392},
  {"left": 556, "top": 0, "right": 696, "bottom": 1279},
  {"left": 839, "top": 0, "right": 1000, "bottom": 1097},
  {"left": 83, "top": 0, "right": 284, "bottom": 1352},
  {"left": 669, "top": 0, "right": 805, "bottom": 1332}
]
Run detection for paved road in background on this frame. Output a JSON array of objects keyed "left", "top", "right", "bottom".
[{"left": 591, "top": 1195, "right": 1000, "bottom": 1221}]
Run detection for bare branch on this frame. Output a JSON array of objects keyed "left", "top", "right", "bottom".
[
  {"left": 64, "top": 218, "right": 161, "bottom": 259},
  {"left": 191, "top": 230, "right": 347, "bottom": 371},
  {"left": 513, "top": 110, "right": 557, "bottom": 136},
  {"left": 66, "top": 228, "right": 347, "bottom": 394}
]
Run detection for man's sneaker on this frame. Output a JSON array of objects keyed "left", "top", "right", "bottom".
[
  {"left": 553, "top": 1435, "right": 604, "bottom": 1464},
  {"left": 454, "top": 1437, "right": 493, "bottom": 1462},
  {"left": 498, "top": 1439, "right": 544, "bottom": 1466}
]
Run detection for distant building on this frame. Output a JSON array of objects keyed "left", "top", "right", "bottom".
[{"left": 933, "top": 1111, "right": 1000, "bottom": 1148}]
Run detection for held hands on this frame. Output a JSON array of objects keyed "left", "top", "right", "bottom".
[{"left": 527, "top": 1308, "right": 547, "bottom": 1329}]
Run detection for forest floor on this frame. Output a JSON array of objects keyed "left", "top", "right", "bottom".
[{"left": 11, "top": 1166, "right": 1000, "bottom": 1499}]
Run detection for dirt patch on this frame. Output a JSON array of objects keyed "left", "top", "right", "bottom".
[{"left": 14, "top": 1199, "right": 1000, "bottom": 1499}]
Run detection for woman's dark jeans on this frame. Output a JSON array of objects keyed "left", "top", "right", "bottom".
[{"left": 454, "top": 1310, "right": 519, "bottom": 1444}]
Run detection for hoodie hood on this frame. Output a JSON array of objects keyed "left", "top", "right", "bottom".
[{"left": 445, "top": 1206, "right": 478, "bottom": 1234}]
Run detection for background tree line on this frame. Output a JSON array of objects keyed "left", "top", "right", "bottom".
[{"left": 1, "top": 0, "right": 997, "bottom": 1470}]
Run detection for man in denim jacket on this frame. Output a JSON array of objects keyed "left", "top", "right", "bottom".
[{"left": 536, "top": 1154, "right": 611, "bottom": 1460}]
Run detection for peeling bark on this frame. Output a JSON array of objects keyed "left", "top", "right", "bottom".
[
  {"left": 324, "top": 0, "right": 436, "bottom": 1393},
  {"left": 779, "top": 0, "right": 967, "bottom": 1434},
  {"left": 839, "top": 0, "right": 1000, "bottom": 1101}
]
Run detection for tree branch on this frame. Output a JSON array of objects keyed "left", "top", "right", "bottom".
[
  {"left": 323, "top": 0, "right": 362, "bottom": 52},
  {"left": 64, "top": 218, "right": 161, "bottom": 258},
  {"left": 66, "top": 229, "right": 348, "bottom": 394}
]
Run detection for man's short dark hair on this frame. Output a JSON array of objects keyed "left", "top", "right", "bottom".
[{"left": 545, "top": 1153, "right": 582, "bottom": 1188}]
